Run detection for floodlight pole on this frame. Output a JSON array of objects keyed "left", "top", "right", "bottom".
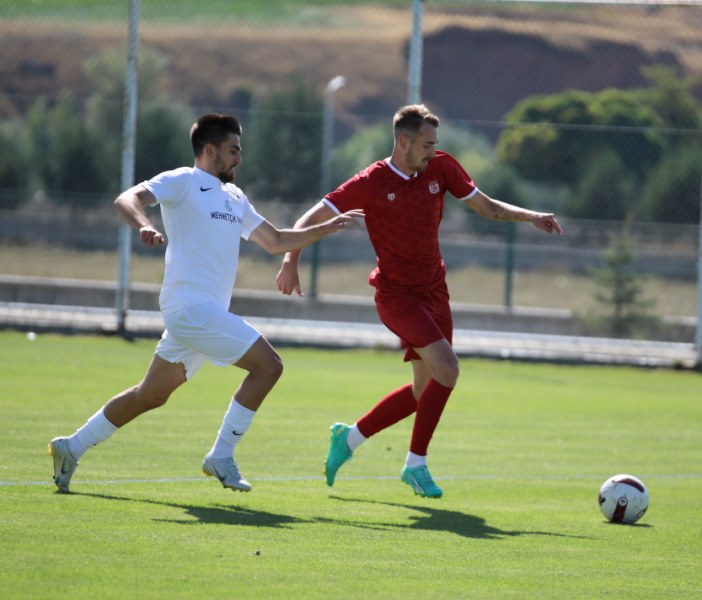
[
  {"left": 116, "top": 0, "right": 140, "bottom": 333},
  {"left": 408, "top": 0, "right": 424, "bottom": 104},
  {"left": 310, "top": 75, "right": 346, "bottom": 298}
]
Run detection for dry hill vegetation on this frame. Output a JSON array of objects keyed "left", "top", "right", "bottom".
[{"left": 1, "top": 4, "right": 700, "bottom": 126}]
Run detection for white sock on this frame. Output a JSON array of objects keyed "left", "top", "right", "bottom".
[
  {"left": 208, "top": 398, "right": 256, "bottom": 459},
  {"left": 68, "top": 408, "right": 119, "bottom": 460},
  {"left": 405, "top": 451, "right": 427, "bottom": 469},
  {"left": 346, "top": 423, "right": 367, "bottom": 451}
]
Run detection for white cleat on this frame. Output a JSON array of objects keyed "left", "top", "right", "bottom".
[
  {"left": 202, "top": 455, "right": 252, "bottom": 492},
  {"left": 48, "top": 437, "right": 79, "bottom": 494}
]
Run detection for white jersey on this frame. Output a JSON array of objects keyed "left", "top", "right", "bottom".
[{"left": 142, "top": 166, "right": 265, "bottom": 316}]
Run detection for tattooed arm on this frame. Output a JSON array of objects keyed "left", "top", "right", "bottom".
[{"left": 464, "top": 189, "right": 563, "bottom": 236}]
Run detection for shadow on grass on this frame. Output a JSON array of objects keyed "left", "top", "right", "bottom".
[
  {"left": 76, "top": 492, "right": 305, "bottom": 529},
  {"left": 326, "top": 496, "right": 589, "bottom": 540},
  {"left": 75, "top": 492, "right": 590, "bottom": 540}
]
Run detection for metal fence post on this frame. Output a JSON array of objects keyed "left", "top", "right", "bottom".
[
  {"left": 696, "top": 173, "right": 702, "bottom": 363},
  {"left": 115, "top": 0, "right": 140, "bottom": 333},
  {"left": 504, "top": 221, "right": 516, "bottom": 310}
]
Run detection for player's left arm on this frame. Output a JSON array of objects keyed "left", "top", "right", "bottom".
[{"left": 464, "top": 190, "right": 563, "bottom": 236}]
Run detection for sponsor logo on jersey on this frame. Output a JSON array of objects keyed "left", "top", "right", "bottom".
[
  {"left": 210, "top": 211, "right": 242, "bottom": 224},
  {"left": 387, "top": 193, "right": 396, "bottom": 202},
  {"left": 428, "top": 181, "right": 440, "bottom": 194},
  {"left": 200, "top": 186, "right": 213, "bottom": 192},
  {"left": 224, "top": 198, "right": 233, "bottom": 212}
]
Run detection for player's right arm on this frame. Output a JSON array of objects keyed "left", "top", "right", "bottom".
[
  {"left": 114, "top": 185, "right": 165, "bottom": 249},
  {"left": 276, "top": 200, "right": 337, "bottom": 296}
]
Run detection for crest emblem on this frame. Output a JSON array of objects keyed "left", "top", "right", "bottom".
[
  {"left": 428, "top": 181, "right": 440, "bottom": 195},
  {"left": 387, "top": 193, "right": 396, "bottom": 202}
]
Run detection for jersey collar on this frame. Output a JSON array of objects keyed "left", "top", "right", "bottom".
[
  {"left": 385, "top": 159, "right": 419, "bottom": 181},
  {"left": 194, "top": 166, "right": 222, "bottom": 186}
]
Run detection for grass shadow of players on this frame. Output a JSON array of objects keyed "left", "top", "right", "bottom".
[
  {"left": 328, "top": 496, "right": 589, "bottom": 540},
  {"left": 76, "top": 491, "right": 305, "bottom": 529}
]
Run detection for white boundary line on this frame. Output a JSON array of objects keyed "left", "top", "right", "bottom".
[{"left": 2, "top": 473, "right": 700, "bottom": 488}]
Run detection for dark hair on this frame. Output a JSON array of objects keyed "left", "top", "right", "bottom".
[
  {"left": 190, "top": 113, "right": 243, "bottom": 157},
  {"left": 393, "top": 104, "right": 440, "bottom": 138}
]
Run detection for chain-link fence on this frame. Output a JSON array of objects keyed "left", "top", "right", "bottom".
[{"left": 0, "top": 1, "right": 700, "bottom": 343}]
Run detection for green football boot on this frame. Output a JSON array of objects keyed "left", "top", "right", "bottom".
[
  {"left": 401, "top": 465, "right": 443, "bottom": 498},
  {"left": 324, "top": 423, "right": 353, "bottom": 486}
]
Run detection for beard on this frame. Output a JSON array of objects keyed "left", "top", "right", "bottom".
[{"left": 217, "top": 167, "right": 235, "bottom": 184}]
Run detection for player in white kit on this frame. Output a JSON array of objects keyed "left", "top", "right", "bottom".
[{"left": 48, "top": 113, "right": 363, "bottom": 494}]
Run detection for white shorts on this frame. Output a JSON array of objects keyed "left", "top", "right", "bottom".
[{"left": 156, "top": 302, "right": 261, "bottom": 380}]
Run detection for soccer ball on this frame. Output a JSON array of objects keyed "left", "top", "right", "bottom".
[{"left": 598, "top": 474, "right": 649, "bottom": 524}]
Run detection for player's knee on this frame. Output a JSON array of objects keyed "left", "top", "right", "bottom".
[
  {"left": 137, "top": 389, "right": 171, "bottom": 411},
  {"left": 260, "top": 352, "right": 284, "bottom": 383},
  {"left": 435, "top": 358, "right": 459, "bottom": 388},
  {"left": 270, "top": 353, "right": 284, "bottom": 382}
]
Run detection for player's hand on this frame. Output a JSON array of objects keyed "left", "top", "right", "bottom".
[
  {"left": 533, "top": 213, "right": 563, "bottom": 236},
  {"left": 139, "top": 226, "right": 165, "bottom": 248},
  {"left": 329, "top": 209, "right": 365, "bottom": 232},
  {"left": 276, "top": 262, "right": 303, "bottom": 297}
]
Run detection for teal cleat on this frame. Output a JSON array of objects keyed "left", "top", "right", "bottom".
[
  {"left": 324, "top": 423, "right": 353, "bottom": 487},
  {"left": 48, "top": 437, "right": 79, "bottom": 494},
  {"left": 401, "top": 465, "right": 443, "bottom": 498}
]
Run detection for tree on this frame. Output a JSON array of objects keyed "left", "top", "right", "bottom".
[
  {"left": 566, "top": 149, "right": 637, "bottom": 221},
  {"left": 34, "top": 92, "right": 110, "bottom": 202},
  {"left": 642, "top": 143, "right": 702, "bottom": 224},
  {"left": 497, "top": 89, "right": 663, "bottom": 185},
  {"left": 588, "top": 236, "right": 658, "bottom": 338},
  {"left": 333, "top": 123, "right": 391, "bottom": 186},
  {"left": 0, "top": 119, "right": 32, "bottom": 209},
  {"left": 135, "top": 101, "right": 195, "bottom": 184},
  {"left": 640, "top": 66, "right": 702, "bottom": 132},
  {"left": 85, "top": 48, "right": 192, "bottom": 191},
  {"left": 240, "top": 77, "right": 323, "bottom": 203}
]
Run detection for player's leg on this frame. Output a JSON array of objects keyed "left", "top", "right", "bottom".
[
  {"left": 178, "top": 303, "right": 282, "bottom": 492},
  {"left": 324, "top": 359, "right": 420, "bottom": 486},
  {"left": 103, "top": 354, "right": 188, "bottom": 427},
  {"left": 324, "top": 382, "right": 419, "bottom": 485},
  {"left": 49, "top": 353, "right": 187, "bottom": 494},
  {"left": 400, "top": 339, "right": 457, "bottom": 498},
  {"left": 409, "top": 338, "right": 457, "bottom": 455},
  {"left": 326, "top": 287, "right": 446, "bottom": 488}
]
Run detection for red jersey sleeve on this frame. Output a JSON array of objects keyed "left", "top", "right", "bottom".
[
  {"left": 325, "top": 161, "right": 381, "bottom": 213},
  {"left": 436, "top": 152, "right": 476, "bottom": 200}
]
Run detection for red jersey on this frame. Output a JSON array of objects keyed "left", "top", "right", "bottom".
[{"left": 325, "top": 151, "right": 476, "bottom": 290}]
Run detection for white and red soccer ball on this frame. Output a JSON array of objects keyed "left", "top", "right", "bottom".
[{"left": 598, "top": 474, "right": 649, "bottom": 524}]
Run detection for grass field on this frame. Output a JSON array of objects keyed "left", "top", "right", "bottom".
[
  {"left": 1, "top": 331, "right": 700, "bottom": 598},
  {"left": 0, "top": 0, "right": 409, "bottom": 22}
]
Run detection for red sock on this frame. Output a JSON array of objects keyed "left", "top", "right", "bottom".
[
  {"left": 356, "top": 383, "right": 417, "bottom": 438},
  {"left": 409, "top": 379, "right": 453, "bottom": 456}
]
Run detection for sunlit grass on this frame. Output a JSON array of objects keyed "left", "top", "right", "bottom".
[{"left": 1, "top": 333, "right": 701, "bottom": 598}]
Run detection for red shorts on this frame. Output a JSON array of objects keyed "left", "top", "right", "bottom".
[{"left": 374, "top": 281, "right": 453, "bottom": 362}]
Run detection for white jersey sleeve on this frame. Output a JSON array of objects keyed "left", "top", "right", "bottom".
[{"left": 142, "top": 167, "right": 190, "bottom": 207}]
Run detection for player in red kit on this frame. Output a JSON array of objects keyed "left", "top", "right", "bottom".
[{"left": 276, "top": 104, "right": 562, "bottom": 498}]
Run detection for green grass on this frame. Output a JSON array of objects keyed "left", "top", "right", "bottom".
[
  {"left": 1, "top": 331, "right": 701, "bottom": 598},
  {"left": 0, "top": 0, "right": 409, "bottom": 23}
]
